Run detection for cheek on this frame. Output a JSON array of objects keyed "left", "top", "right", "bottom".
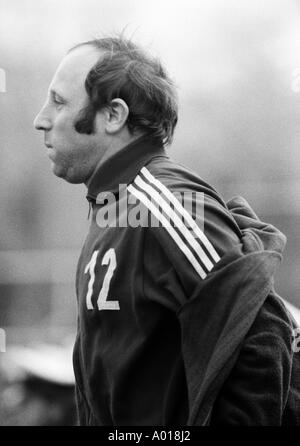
[
  {"left": 52, "top": 114, "right": 99, "bottom": 160},
  {"left": 52, "top": 110, "right": 77, "bottom": 138},
  {"left": 55, "top": 137, "right": 94, "bottom": 168},
  {"left": 58, "top": 119, "right": 89, "bottom": 148}
]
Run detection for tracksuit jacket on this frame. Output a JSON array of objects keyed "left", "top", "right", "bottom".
[{"left": 73, "top": 136, "right": 300, "bottom": 425}]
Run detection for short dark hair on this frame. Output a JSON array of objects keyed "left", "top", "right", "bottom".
[{"left": 70, "top": 36, "right": 178, "bottom": 146}]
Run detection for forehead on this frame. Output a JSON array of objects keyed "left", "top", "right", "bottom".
[{"left": 49, "top": 45, "right": 101, "bottom": 99}]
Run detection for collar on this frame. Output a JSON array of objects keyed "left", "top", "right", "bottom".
[{"left": 86, "top": 135, "right": 167, "bottom": 201}]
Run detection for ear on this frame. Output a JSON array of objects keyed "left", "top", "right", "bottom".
[{"left": 104, "top": 98, "right": 129, "bottom": 134}]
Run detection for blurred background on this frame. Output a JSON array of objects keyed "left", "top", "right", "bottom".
[{"left": 0, "top": 0, "right": 300, "bottom": 425}]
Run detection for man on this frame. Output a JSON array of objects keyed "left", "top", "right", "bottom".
[{"left": 34, "top": 36, "right": 300, "bottom": 425}]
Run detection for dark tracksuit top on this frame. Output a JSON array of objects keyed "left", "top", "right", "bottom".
[{"left": 73, "top": 136, "right": 300, "bottom": 426}]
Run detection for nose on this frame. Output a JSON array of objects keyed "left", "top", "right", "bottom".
[{"left": 33, "top": 105, "right": 52, "bottom": 131}]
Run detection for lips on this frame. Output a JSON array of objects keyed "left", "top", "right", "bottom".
[{"left": 44, "top": 142, "right": 55, "bottom": 162}]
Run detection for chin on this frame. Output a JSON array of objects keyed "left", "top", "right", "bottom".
[
  {"left": 51, "top": 163, "right": 65, "bottom": 179},
  {"left": 52, "top": 164, "right": 85, "bottom": 184},
  {"left": 64, "top": 176, "right": 85, "bottom": 184}
]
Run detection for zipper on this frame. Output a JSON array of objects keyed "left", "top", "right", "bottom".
[
  {"left": 87, "top": 201, "right": 92, "bottom": 220},
  {"left": 86, "top": 193, "right": 96, "bottom": 220}
]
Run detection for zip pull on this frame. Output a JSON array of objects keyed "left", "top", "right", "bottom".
[{"left": 87, "top": 201, "right": 92, "bottom": 220}]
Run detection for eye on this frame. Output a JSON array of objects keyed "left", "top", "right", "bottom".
[{"left": 51, "top": 91, "right": 65, "bottom": 106}]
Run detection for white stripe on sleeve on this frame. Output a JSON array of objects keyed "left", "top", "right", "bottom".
[
  {"left": 134, "top": 175, "right": 214, "bottom": 272},
  {"left": 127, "top": 184, "right": 207, "bottom": 279},
  {"left": 141, "top": 167, "right": 220, "bottom": 263}
]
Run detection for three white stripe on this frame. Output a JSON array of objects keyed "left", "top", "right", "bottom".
[
  {"left": 127, "top": 167, "right": 220, "bottom": 279},
  {"left": 141, "top": 167, "right": 220, "bottom": 263}
]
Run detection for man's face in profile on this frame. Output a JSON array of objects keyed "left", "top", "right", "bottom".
[{"left": 34, "top": 46, "right": 105, "bottom": 184}]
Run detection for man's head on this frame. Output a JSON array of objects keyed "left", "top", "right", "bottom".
[{"left": 34, "top": 36, "right": 178, "bottom": 184}]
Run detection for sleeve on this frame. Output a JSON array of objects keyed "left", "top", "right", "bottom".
[
  {"left": 143, "top": 190, "right": 241, "bottom": 312},
  {"left": 209, "top": 292, "right": 294, "bottom": 425}
]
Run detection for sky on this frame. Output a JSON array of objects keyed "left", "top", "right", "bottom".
[{"left": 1, "top": 0, "right": 300, "bottom": 90}]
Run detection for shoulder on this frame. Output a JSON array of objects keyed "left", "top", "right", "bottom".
[
  {"left": 130, "top": 155, "right": 242, "bottom": 290},
  {"left": 144, "top": 155, "right": 227, "bottom": 206},
  {"left": 134, "top": 155, "right": 242, "bottom": 257}
]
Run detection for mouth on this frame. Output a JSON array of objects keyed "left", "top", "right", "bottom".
[{"left": 44, "top": 143, "right": 55, "bottom": 162}]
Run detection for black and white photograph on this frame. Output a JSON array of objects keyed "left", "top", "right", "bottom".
[{"left": 0, "top": 0, "right": 300, "bottom": 428}]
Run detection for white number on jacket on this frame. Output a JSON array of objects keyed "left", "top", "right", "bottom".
[{"left": 84, "top": 248, "right": 119, "bottom": 311}]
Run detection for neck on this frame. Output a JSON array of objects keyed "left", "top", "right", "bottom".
[{"left": 84, "top": 132, "right": 144, "bottom": 187}]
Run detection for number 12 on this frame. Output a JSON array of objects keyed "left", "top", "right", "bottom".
[{"left": 84, "top": 248, "right": 120, "bottom": 311}]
